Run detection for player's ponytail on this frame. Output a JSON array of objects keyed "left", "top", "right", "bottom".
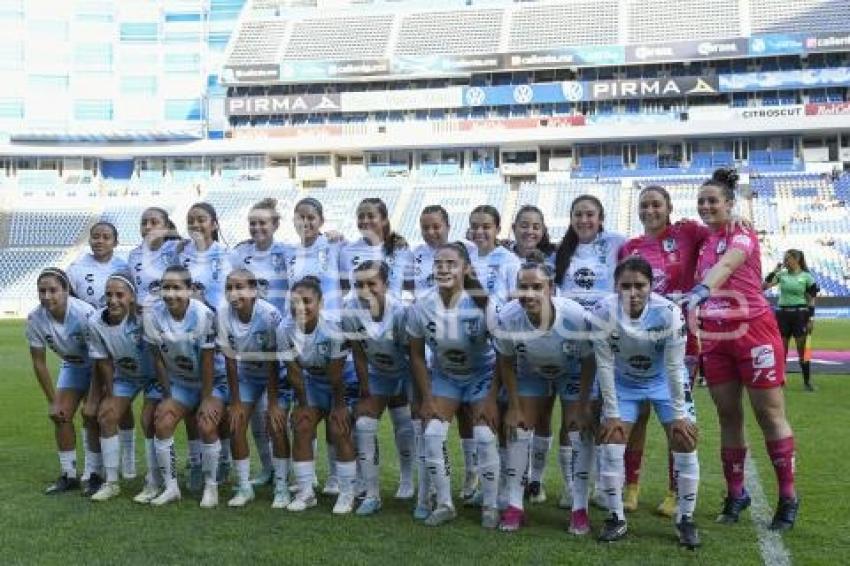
[
  {"left": 359, "top": 198, "right": 408, "bottom": 257},
  {"left": 704, "top": 167, "right": 739, "bottom": 202},
  {"left": 251, "top": 198, "right": 281, "bottom": 227},
  {"left": 554, "top": 195, "right": 605, "bottom": 286}
]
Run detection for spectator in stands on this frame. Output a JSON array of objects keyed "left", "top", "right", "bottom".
[
  {"left": 763, "top": 250, "right": 819, "bottom": 391},
  {"left": 553, "top": 195, "right": 625, "bottom": 514},
  {"left": 26, "top": 268, "right": 97, "bottom": 495},
  {"left": 682, "top": 168, "right": 798, "bottom": 531}
]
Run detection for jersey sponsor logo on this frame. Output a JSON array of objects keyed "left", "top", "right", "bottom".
[
  {"left": 117, "top": 356, "right": 139, "bottom": 373},
  {"left": 751, "top": 345, "right": 776, "bottom": 369},
  {"left": 628, "top": 354, "right": 653, "bottom": 371},
  {"left": 573, "top": 267, "right": 597, "bottom": 290},
  {"left": 175, "top": 355, "right": 194, "bottom": 372},
  {"left": 445, "top": 349, "right": 467, "bottom": 366},
  {"left": 731, "top": 234, "right": 751, "bottom": 248},
  {"left": 373, "top": 352, "right": 395, "bottom": 369}
]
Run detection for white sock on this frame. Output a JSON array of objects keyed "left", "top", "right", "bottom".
[
  {"left": 413, "top": 419, "right": 430, "bottom": 507},
  {"left": 568, "top": 431, "right": 591, "bottom": 511},
  {"left": 294, "top": 460, "right": 315, "bottom": 496},
  {"left": 336, "top": 460, "right": 357, "bottom": 497},
  {"left": 674, "top": 451, "right": 700, "bottom": 522},
  {"left": 251, "top": 408, "right": 273, "bottom": 473},
  {"left": 326, "top": 442, "right": 338, "bottom": 481},
  {"left": 599, "top": 443, "right": 626, "bottom": 521},
  {"left": 144, "top": 438, "right": 161, "bottom": 487},
  {"left": 461, "top": 437, "right": 477, "bottom": 478},
  {"left": 202, "top": 440, "right": 222, "bottom": 487},
  {"left": 119, "top": 428, "right": 135, "bottom": 473},
  {"left": 474, "top": 425, "right": 500, "bottom": 509},
  {"left": 188, "top": 439, "right": 202, "bottom": 467},
  {"left": 424, "top": 419, "right": 452, "bottom": 507},
  {"left": 272, "top": 457, "right": 290, "bottom": 488},
  {"left": 506, "top": 428, "right": 532, "bottom": 510},
  {"left": 558, "top": 444, "right": 573, "bottom": 500},
  {"left": 356, "top": 416, "right": 380, "bottom": 499},
  {"left": 530, "top": 435, "right": 551, "bottom": 483},
  {"left": 390, "top": 406, "right": 414, "bottom": 485},
  {"left": 58, "top": 450, "right": 77, "bottom": 478},
  {"left": 234, "top": 458, "right": 251, "bottom": 488},
  {"left": 155, "top": 436, "right": 177, "bottom": 489},
  {"left": 100, "top": 435, "right": 120, "bottom": 483}
]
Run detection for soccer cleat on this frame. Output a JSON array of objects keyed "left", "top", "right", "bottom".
[
  {"left": 287, "top": 491, "right": 317, "bottom": 512},
  {"left": 598, "top": 513, "right": 628, "bottom": 543},
  {"left": 569, "top": 508, "right": 591, "bottom": 536},
  {"left": 558, "top": 490, "right": 573, "bottom": 509},
  {"left": 525, "top": 481, "right": 547, "bottom": 504},
  {"left": 623, "top": 483, "right": 640, "bottom": 512},
  {"left": 676, "top": 515, "right": 701, "bottom": 549},
  {"left": 804, "top": 383, "right": 815, "bottom": 393},
  {"left": 322, "top": 476, "right": 340, "bottom": 496},
  {"left": 463, "top": 488, "right": 483, "bottom": 508},
  {"left": 250, "top": 467, "right": 274, "bottom": 487},
  {"left": 81, "top": 473, "right": 104, "bottom": 497},
  {"left": 413, "top": 504, "right": 431, "bottom": 521},
  {"left": 332, "top": 492, "right": 356, "bottom": 515},
  {"left": 716, "top": 490, "right": 752, "bottom": 524},
  {"left": 769, "top": 497, "right": 799, "bottom": 532},
  {"left": 133, "top": 484, "right": 161, "bottom": 504},
  {"left": 200, "top": 484, "right": 219, "bottom": 508},
  {"left": 424, "top": 504, "right": 457, "bottom": 527},
  {"left": 460, "top": 472, "right": 479, "bottom": 501},
  {"left": 271, "top": 484, "right": 291, "bottom": 509},
  {"left": 151, "top": 484, "right": 182, "bottom": 506},
  {"left": 356, "top": 496, "right": 382, "bottom": 516},
  {"left": 45, "top": 475, "right": 80, "bottom": 495},
  {"left": 394, "top": 481, "right": 415, "bottom": 500},
  {"left": 187, "top": 464, "right": 203, "bottom": 494},
  {"left": 657, "top": 490, "right": 677, "bottom": 518},
  {"left": 481, "top": 506, "right": 500, "bottom": 529},
  {"left": 90, "top": 482, "right": 121, "bottom": 502},
  {"left": 498, "top": 505, "right": 525, "bottom": 532},
  {"left": 227, "top": 485, "right": 255, "bottom": 507}
]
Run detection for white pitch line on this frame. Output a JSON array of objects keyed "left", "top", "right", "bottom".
[{"left": 744, "top": 456, "right": 792, "bottom": 566}]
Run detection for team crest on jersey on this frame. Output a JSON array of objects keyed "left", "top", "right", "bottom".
[
  {"left": 271, "top": 253, "right": 286, "bottom": 273},
  {"left": 716, "top": 239, "right": 727, "bottom": 254},
  {"left": 593, "top": 239, "right": 609, "bottom": 264},
  {"left": 487, "top": 266, "right": 498, "bottom": 291},
  {"left": 254, "top": 331, "right": 269, "bottom": 349},
  {"left": 462, "top": 317, "right": 481, "bottom": 336},
  {"left": 318, "top": 249, "right": 329, "bottom": 271},
  {"left": 663, "top": 237, "right": 677, "bottom": 252},
  {"left": 257, "top": 278, "right": 270, "bottom": 297},
  {"left": 317, "top": 342, "right": 330, "bottom": 357},
  {"left": 351, "top": 255, "right": 361, "bottom": 267},
  {"left": 573, "top": 268, "right": 597, "bottom": 290},
  {"left": 211, "top": 257, "right": 222, "bottom": 280}
]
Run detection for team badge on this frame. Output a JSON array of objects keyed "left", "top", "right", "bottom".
[
  {"left": 462, "top": 318, "right": 481, "bottom": 336},
  {"left": 663, "top": 237, "right": 677, "bottom": 252},
  {"left": 716, "top": 239, "right": 727, "bottom": 254}
]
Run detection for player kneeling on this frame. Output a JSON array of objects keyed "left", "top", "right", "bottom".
[{"left": 590, "top": 257, "right": 701, "bottom": 549}]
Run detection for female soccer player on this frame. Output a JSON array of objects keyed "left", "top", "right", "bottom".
[
  {"left": 763, "top": 249, "right": 819, "bottom": 391},
  {"left": 553, "top": 195, "right": 626, "bottom": 509},
  {"left": 468, "top": 205, "right": 521, "bottom": 311},
  {"left": 511, "top": 205, "right": 556, "bottom": 261},
  {"left": 230, "top": 198, "right": 289, "bottom": 487},
  {"left": 342, "top": 260, "right": 412, "bottom": 515},
  {"left": 591, "top": 257, "right": 700, "bottom": 548},
  {"left": 339, "top": 198, "right": 415, "bottom": 499},
  {"left": 618, "top": 185, "right": 709, "bottom": 516},
  {"left": 494, "top": 252, "right": 595, "bottom": 533},
  {"left": 412, "top": 206, "right": 479, "bottom": 510},
  {"left": 279, "top": 276, "right": 358, "bottom": 514},
  {"left": 283, "top": 198, "right": 345, "bottom": 494},
  {"left": 178, "top": 202, "right": 232, "bottom": 311},
  {"left": 217, "top": 268, "right": 282, "bottom": 507},
  {"left": 407, "top": 242, "right": 500, "bottom": 528},
  {"left": 88, "top": 274, "right": 163, "bottom": 502},
  {"left": 683, "top": 168, "right": 798, "bottom": 531},
  {"left": 127, "top": 207, "right": 181, "bottom": 311},
  {"left": 26, "top": 268, "right": 96, "bottom": 495},
  {"left": 144, "top": 266, "right": 229, "bottom": 508}
]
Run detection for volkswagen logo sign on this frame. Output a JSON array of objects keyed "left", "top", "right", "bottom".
[
  {"left": 560, "top": 81, "right": 584, "bottom": 102},
  {"left": 513, "top": 84, "right": 534, "bottom": 104},
  {"left": 465, "top": 87, "right": 486, "bottom": 106}
]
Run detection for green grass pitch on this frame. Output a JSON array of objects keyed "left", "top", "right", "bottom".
[{"left": 0, "top": 319, "right": 848, "bottom": 565}]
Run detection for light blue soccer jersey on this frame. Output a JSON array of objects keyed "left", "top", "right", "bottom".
[
  {"left": 340, "top": 294, "right": 410, "bottom": 379},
  {"left": 229, "top": 241, "right": 288, "bottom": 314},
  {"left": 87, "top": 309, "right": 154, "bottom": 381},
  {"left": 493, "top": 296, "right": 590, "bottom": 381},
  {"left": 142, "top": 298, "right": 225, "bottom": 388},
  {"left": 26, "top": 296, "right": 95, "bottom": 367},
  {"left": 177, "top": 240, "right": 232, "bottom": 311},
  {"left": 127, "top": 240, "right": 180, "bottom": 310},
  {"left": 589, "top": 293, "right": 687, "bottom": 419},
  {"left": 282, "top": 235, "right": 342, "bottom": 317},
  {"left": 472, "top": 246, "right": 521, "bottom": 310},
  {"left": 339, "top": 237, "right": 413, "bottom": 299},
  {"left": 406, "top": 287, "right": 495, "bottom": 381},
  {"left": 67, "top": 253, "right": 129, "bottom": 308},
  {"left": 217, "top": 298, "right": 281, "bottom": 383},
  {"left": 557, "top": 232, "right": 626, "bottom": 309},
  {"left": 277, "top": 316, "right": 351, "bottom": 383}
]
